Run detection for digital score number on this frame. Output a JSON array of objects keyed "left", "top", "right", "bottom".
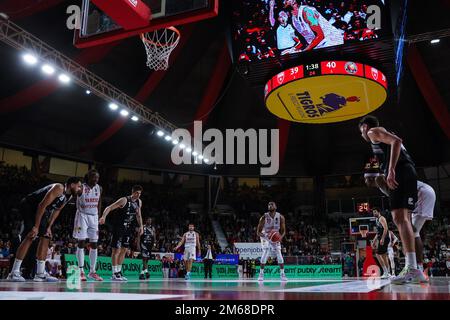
[
  {"left": 357, "top": 202, "right": 371, "bottom": 213},
  {"left": 303, "top": 63, "right": 321, "bottom": 77}
]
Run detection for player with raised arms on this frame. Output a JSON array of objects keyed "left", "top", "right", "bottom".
[
  {"left": 282, "top": 0, "right": 343, "bottom": 54},
  {"left": 269, "top": 0, "right": 302, "bottom": 52}
]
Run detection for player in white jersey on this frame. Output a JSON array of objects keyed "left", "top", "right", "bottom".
[
  {"left": 256, "top": 201, "right": 287, "bottom": 281},
  {"left": 387, "top": 230, "right": 399, "bottom": 276},
  {"left": 73, "top": 169, "right": 103, "bottom": 281},
  {"left": 365, "top": 174, "right": 435, "bottom": 279},
  {"left": 269, "top": 0, "right": 301, "bottom": 51},
  {"left": 174, "top": 223, "right": 200, "bottom": 280},
  {"left": 283, "top": 0, "right": 343, "bottom": 53},
  {"left": 411, "top": 181, "right": 435, "bottom": 276}
]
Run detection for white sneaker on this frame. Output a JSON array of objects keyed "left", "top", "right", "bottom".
[
  {"left": 258, "top": 273, "right": 264, "bottom": 281},
  {"left": 7, "top": 272, "right": 25, "bottom": 282},
  {"left": 111, "top": 272, "right": 126, "bottom": 281},
  {"left": 33, "top": 273, "right": 59, "bottom": 282},
  {"left": 280, "top": 274, "right": 288, "bottom": 281},
  {"left": 381, "top": 273, "right": 390, "bottom": 279},
  {"left": 390, "top": 266, "right": 427, "bottom": 285}
]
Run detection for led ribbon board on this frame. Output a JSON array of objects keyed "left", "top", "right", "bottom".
[{"left": 264, "top": 61, "right": 388, "bottom": 124}]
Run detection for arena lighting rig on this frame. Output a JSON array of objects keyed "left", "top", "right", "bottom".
[{"left": 0, "top": 15, "right": 210, "bottom": 165}]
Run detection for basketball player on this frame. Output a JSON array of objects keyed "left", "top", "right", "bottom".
[
  {"left": 73, "top": 169, "right": 103, "bottom": 281},
  {"left": 269, "top": 0, "right": 301, "bottom": 52},
  {"left": 387, "top": 230, "right": 399, "bottom": 276},
  {"left": 138, "top": 217, "right": 156, "bottom": 280},
  {"left": 365, "top": 174, "right": 435, "bottom": 277},
  {"left": 174, "top": 223, "right": 200, "bottom": 280},
  {"left": 7, "top": 177, "right": 82, "bottom": 282},
  {"left": 99, "top": 185, "right": 144, "bottom": 281},
  {"left": 370, "top": 207, "right": 391, "bottom": 279},
  {"left": 359, "top": 115, "right": 426, "bottom": 284},
  {"left": 282, "top": 0, "right": 343, "bottom": 53},
  {"left": 256, "top": 201, "right": 287, "bottom": 281}
]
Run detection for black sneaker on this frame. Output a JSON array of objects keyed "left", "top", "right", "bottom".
[
  {"left": 139, "top": 273, "right": 145, "bottom": 280},
  {"left": 145, "top": 272, "right": 150, "bottom": 279}
]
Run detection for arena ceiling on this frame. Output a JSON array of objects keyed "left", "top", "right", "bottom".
[{"left": 0, "top": 0, "right": 449, "bottom": 177}]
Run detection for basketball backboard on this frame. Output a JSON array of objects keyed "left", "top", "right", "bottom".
[
  {"left": 74, "top": 0, "right": 219, "bottom": 48},
  {"left": 349, "top": 217, "right": 377, "bottom": 236}
]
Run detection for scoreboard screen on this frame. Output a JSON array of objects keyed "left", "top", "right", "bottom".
[{"left": 232, "top": 0, "right": 388, "bottom": 62}]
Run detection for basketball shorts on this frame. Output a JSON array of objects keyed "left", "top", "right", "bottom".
[
  {"left": 376, "top": 236, "right": 390, "bottom": 255},
  {"left": 20, "top": 199, "right": 52, "bottom": 239},
  {"left": 412, "top": 183, "right": 435, "bottom": 221},
  {"left": 412, "top": 215, "right": 428, "bottom": 238},
  {"left": 111, "top": 225, "right": 133, "bottom": 249},
  {"left": 73, "top": 211, "right": 99, "bottom": 241},
  {"left": 184, "top": 246, "right": 196, "bottom": 260},
  {"left": 387, "top": 247, "right": 394, "bottom": 260},
  {"left": 387, "top": 164, "right": 418, "bottom": 211},
  {"left": 261, "top": 237, "right": 281, "bottom": 252},
  {"left": 141, "top": 241, "right": 153, "bottom": 258}
]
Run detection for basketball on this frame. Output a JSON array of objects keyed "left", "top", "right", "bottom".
[{"left": 268, "top": 230, "right": 282, "bottom": 243}]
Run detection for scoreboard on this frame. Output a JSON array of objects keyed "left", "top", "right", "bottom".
[{"left": 264, "top": 61, "right": 388, "bottom": 124}]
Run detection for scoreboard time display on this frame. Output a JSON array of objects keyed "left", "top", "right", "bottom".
[{"left": 264, "top": 61, "right": 388, "bottom": 124}]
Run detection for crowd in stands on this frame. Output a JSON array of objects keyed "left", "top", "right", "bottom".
[
  {"left": 233, "top": 0, "right": 382, "bottom": 62},
  {"left": 0, "top": 162, "right": 449, "bottom": 279}
]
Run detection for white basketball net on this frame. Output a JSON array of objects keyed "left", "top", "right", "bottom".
[{"left": 140, "top": 26, "right": 180, "bottom": 71}]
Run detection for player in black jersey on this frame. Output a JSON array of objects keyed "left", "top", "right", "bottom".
[
  {"left": 99, "top": 185, "right": 144, "bottom": 281},
  {"left": 359, "top": 115, "right": 426, "bottom": 284},
  {"left": 370, "top": 207, "right": 391, "bottom": 279},
  {"left": 137, "top": 217, "right": 156, "bottom": 280},
  {"left": 7, "top": 177, "right": 82, "bottom": 282}
]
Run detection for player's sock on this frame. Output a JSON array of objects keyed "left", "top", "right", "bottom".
[
  {"left": 112, "top": 265, "right": 117, "bottom": 274},
  {"left": 36, "top": 260, "right": 45, "bottom": 275},
  {"left": 76, "top": 247, "right": 85, "bottom": 269},
  {"left": 118, "top": 265, "right": 122, "bottom": 273},
  {"left": 89, "top": 249, "right": 98, "bottom": 273},
  {"left": 383, "top": 266, "right": 389, "bottom": 274},
  {"left": 405, "top": 252, "right": 418, "bottom": 269},
  {"left": 418, "top": 264, "right": 424, "bottom": 272},
  {"left": 280, "top": 269, "right": 285, "bottom": 276},
  {"left": 141, "top": 269, "right": 148, "bottom": 274},
  {"left": 12, "top": 259, "right": 23, "bottom": 273}
]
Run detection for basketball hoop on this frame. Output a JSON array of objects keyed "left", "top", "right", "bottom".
[
  {"left": 360, "top": 230, "right": 369, "bottom": 239},
  {"left": 359, "top": 225, "right": 369, "bottom": 239},
  {"left": 140, "top": 26, "right": 180, "bottom": 71}
]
